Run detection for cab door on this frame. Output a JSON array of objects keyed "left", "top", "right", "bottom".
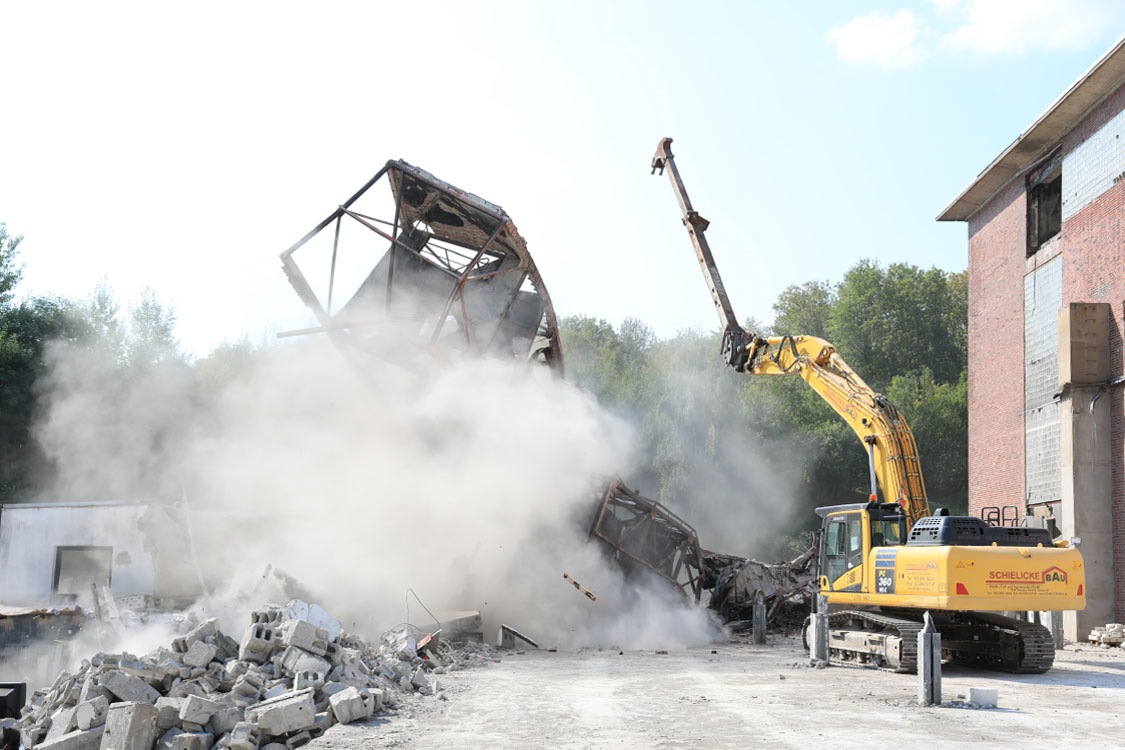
[{"left": 822, "top": 511, "right": 866, "bottom": 592}]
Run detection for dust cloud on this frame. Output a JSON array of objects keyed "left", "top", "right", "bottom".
[{"left": 31, "top": 335, "right": 724, "bottom": 654}]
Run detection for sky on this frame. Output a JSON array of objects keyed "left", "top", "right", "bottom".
[{"left": 3, "top": 0, "right": 1124, "bottom": 357}]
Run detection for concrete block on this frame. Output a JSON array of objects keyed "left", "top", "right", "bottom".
[
  {"left": 367, "top": 688, "right": 384, "bottom": 711},
  {"left": 182, "top": 642, "right": 218, "bottom": 669},
  {"left": 261, "top": 685, "right": 287, "bottom": 701},
  {"left": 170, "top": 681, "right": 205, "bottom": 700},
  {"left": 79, "top": 677, "right": 109, "bottom": 705},
  {"left": 327, "top": 687, "right": 373, "bottom": 725},
  {"left": 410, "top": 668, "right": 429, "bottom": 691},
  {"left": 969, "top": 687, "right": 998, "bottom": 708},
  {"left": 46, "top": 706, "right": 78, "bottom": 741},
  {"left": 277, "top": 621, "right": 328, "bottom": 658},
  {"left": 75, "top": 696, "right": 109, "bottom": 730},
  {"left": 283, "top": 730, "right": 311, "bottom": 749},
  {"left": 260, "top": 744, "right": 286, "bottom": 750},
  {"left": 227, "top": 722, "right": 259, "bottom": 750},
  {"left": 245, "top": 689, "right": 316, "bottom": 736},
  {"left": 278, "top": 647, "right": 329, "bottom": 678},
  {"left": 313, "top": 711, "right": 334, "bottom": 732},
  {"left": 178, "top": 695, "right": 221, "bottom": 725},
  {"left": 230, "top": 677, "right": 261, "bottom": 708},
  {"left": 168, "top": 732, "right": 212, "bottom": 750},
  {"left": 173, "top": 619, "right": 219, "bottom": 654},
  {"left": 319, "top": 682, "right": 348, "bottom": 698},
  {"left": 100, "top": 671, "right": 160, "bottom": 705},
  {"left": 100, "top": 701, "right": 158, "bottom": 750},
  {"left": 35, "top": 726, "right": 104, "bottom": 750},
  {"left": 207, "top": 706, "right": 243, "bottom": 736},
  {"left": 239, "top": 624, "right": 277, "bottom": 664},
  {"left": 292, "top": 671, "right": 323, "bottom": 692},
  {"left": 155, "top": 728, "right": 184, "bottom": 750},
  {"left": 252, "top": 607, "right": 283, "bottom": 626},
  {"left": 154, "top": 697, "right": 183, "bottom": 732},
  {"left": 118, "top": 659, "right": 166, "bottom": 682}
]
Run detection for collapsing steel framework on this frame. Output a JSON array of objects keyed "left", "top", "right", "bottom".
[
  {"left": 279, "top": 160, "right": 563, "bottom": 373},
  {"left": 588, "top": 479, "right": 709, "bottom": 602}
]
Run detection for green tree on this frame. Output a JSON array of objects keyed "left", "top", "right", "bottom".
[
  {"left": 771, "top": 279, "right": 834, "bottom": 338},
  {"left": 829, "top": 260, "right": 966, "bottom": 389},
  {"left": 0, "top": 223, "right": 23, "bottom": 307},
  {"left": 886, "top": 368, "right": 969, "bottom": 514},
  {"left": 125, "top": 287, "right": 182, "bottom": 369},
  {"left": 0, "top": 298, "right": 86, "bottom": 501}
]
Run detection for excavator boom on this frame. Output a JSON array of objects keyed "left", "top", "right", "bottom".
[
  {"left": 652, "top": 137, "right": 930, "bottom": 525},
  {"left": 651, "top": 138, "right": 749, "bottom": 371}
]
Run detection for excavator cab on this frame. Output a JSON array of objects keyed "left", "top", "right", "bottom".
[{"left": 816, "top": 501, "right": 906, "bottom": 593}]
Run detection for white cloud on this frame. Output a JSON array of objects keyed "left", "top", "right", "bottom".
[
  {"left": 938, "top": 0, "right": 1118, "bottom": 56},
  {"left": 826, "top": 9, "right": 928, "bottom": 69}
]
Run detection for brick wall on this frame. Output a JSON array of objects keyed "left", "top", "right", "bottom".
[{"left": 967, "top": 180, "right": 1028, "bottom": 518}]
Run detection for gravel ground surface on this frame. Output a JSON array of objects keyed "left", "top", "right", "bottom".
[{"left": 309, "top": 634, "right": 1125, "bottom": 749}]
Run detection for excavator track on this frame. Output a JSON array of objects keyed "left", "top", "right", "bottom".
[
  {"left": 942, "top": 612, "right": 1055, "bottom": 674},
  {"left": 803, "top": 610, "right": 1055, "bottom": 674},
  {"left": 803, "top": 610, "right": 922, "bottom": 672}
]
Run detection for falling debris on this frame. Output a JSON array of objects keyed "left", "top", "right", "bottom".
[
  {"left": 588, "top": 479, "right": 709, "bottom": 602},
  {"left": 561, "top": 574, "right": 597, "bottom": 602},
  {"left": 279, "top": 160, "right": 564, "bottom": 373},
  {"left": 13, "top": 600, "right": 497, "bottom": 749}
]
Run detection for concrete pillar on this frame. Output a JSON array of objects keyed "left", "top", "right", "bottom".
[
  {"left": 811, "top": 594, "right": 829, "bottom": 664},
  {"left": 917, "top": 612, "right": 941, "bottom": 706},
  {"left": 752, "top": 591, "right": 766, "bottom": 645},
  {"left": 1057, "top": 303, "right": 1115, "bottom": 640}
]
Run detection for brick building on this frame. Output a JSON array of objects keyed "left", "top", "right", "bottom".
[{"left": 939, "top": 39, "right": 1125, "bottom": 638}]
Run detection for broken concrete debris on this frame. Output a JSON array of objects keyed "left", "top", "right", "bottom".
[
  {"left": 16, "top": 600, "right": 498, "bottom": 749},
  {"left": 1087, "top": 622, "right": 1125, "bottom": 646}
]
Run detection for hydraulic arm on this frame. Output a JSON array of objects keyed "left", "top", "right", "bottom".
[{"left": 651, "top": 137, "right": 930, "bottom": 527}]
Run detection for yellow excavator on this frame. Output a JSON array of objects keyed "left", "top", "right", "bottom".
[{"left": 651, "top": 137, "right": 1085, "bottom": 673}]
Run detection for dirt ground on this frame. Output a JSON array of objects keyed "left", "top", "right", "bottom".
[{"left": 310, "top": 635, "right": 1125, "bottom": 749}]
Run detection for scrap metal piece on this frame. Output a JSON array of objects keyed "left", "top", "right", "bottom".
[
  {"left": 279, "top": 160, "right": 563, "bottom": 373},
  {"left": 587, "top": 479, "right": 708, "bottom": 603},
  {"left": 561, "top": 573, "right": 597, "bottom": 602}
]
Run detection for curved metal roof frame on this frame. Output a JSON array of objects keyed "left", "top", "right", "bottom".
[{"left": 279, "top": 160, "right": 564, "bottom": 375}]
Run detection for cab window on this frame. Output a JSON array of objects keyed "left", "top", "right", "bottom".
[
  {"left": 824, "top": 518, "right": 847, "bottom": 582},
  {"left": 846, "top": 514, "right": 863, "bottom": 570}
]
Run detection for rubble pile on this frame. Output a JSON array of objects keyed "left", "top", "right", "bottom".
[
  {"left": 705, "top": 546, "right": 816, "bottom": 626},
  {"left": 1087, "top": 622, "right": 1125, "bottom": 647},
  {"left": 12, "top": 600, "right": 491, "bottom": 750}
]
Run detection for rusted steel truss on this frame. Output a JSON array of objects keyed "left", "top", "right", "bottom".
[
  {"left": 588, "top": 478, "right": 708, "bottom": 602},
  {"left": 279, "top": 160, "right": 563, "bottom": 373}
]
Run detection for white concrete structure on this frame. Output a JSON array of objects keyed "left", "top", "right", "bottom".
[{"left": 0, "top": 502, "right": 156, "bottom": 605}]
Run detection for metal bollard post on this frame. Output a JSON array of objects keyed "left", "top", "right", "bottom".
[
  {"left": 752, "top": 590, "right": 767, "bottom": 645},
  {"left": 812, "top": 594, "right": 829, "bottom": 663},
  {"left": 917, "top": 611, "right": 942, "bottom": 706},
  {"left": 1049, "top": 610, "right": 1064, "bottom": 650}
]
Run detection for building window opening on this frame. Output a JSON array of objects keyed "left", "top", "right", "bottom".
[
  {"left": 53, "top": 546, "right": 112, "bottom": 595},
  {"left": 1028, "top": 160, "right": 1061, "bottom": 253}
]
